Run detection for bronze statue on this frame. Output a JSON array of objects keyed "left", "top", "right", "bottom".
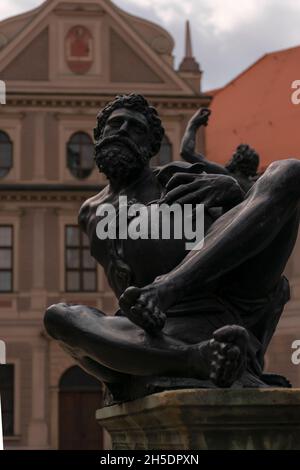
[
  {"left": 181, "top": 108, "right": 260, "bottom": 193},
  {"left": 45, "top": 94, "right": 298, "bottom": 403}
]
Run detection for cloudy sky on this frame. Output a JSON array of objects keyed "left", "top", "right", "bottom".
[{"left": 1, "top": 0, "right": 300, "bottom": 90}]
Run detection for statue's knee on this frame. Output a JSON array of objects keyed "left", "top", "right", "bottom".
[
  {"left": 285, "top": 159, "right": 300, "bottom": 180},
  {"left": 268, "top": 158, "right": 300, "bottom": 177},
  {"left": 266, "top": 159, "right": 300, "bottom": 194},
  {"left": 44, "top": 302, "right": 70, "bottom": 338}
]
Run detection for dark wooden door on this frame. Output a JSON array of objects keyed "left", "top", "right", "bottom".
[{"left": 59, "top": 390, "right": 104, "bottom": 449}]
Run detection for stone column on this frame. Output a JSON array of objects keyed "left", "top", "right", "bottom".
[
  {"left": 31, "top": 208, "right": 47, "bottom": 311},
  {"left": 34, "top": 111, "right": 46, "bottom": 180},
  {"left": 27, "top": 340, "right": 49, "bottom": 448},
  {"left": 49, "top": 386, "right": 59, "bottom": 450}
]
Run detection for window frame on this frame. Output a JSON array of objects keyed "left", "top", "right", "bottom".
[
  {"left": 0, "top": 119, "right": 21, "bottom": 182},
  {"left": 64, "top": 225, "right": 97, "bottom": 293},
  {"left": 0, "top": 130, "right": 13, "bottom": 179},
  {"left": 66, "top": 131, "right": 95, "bottom": 180},
  {"left": 58, "top": 119, "right": 107, "bottom": 184},
  {"left": 0, "top": 225, "right": 13, "bottom": 293}
]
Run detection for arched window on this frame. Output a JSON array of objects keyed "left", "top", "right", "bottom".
[
  {"left": 151, "top": 134, "right": 173, "bottom": 167},
  {"left": 67, "top": 131, "right": 94, "bottom": 179},
  {"left": 0, "top": 131, "right": 13, "bottom": 178}
]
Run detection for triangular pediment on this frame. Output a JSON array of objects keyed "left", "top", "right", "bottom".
[
  {"left": 1, "top": 28, "right": 49, "bottom": 81},
  {"left": 0, "top": 0, "right": 195, "bottom": 95},
  {"left": 110, "top": 29, "right": 163, "bottom": 84}
]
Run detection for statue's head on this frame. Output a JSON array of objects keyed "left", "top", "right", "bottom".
[
  {"left": 225, "top": 144, "right": 259, "bottom": 177},
  {"left": 94, "top": 94, "right": 164, "bottom": 183}
]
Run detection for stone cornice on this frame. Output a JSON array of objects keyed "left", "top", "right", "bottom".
[
  {"left": 0, "top": 193, "right": 90, "bottom": 202},
  {"left": 3, "top": 93, "right": 212, "bottom": 110},
  {"left": 0, "top": 184, "right": 102, "bottom": 202}
]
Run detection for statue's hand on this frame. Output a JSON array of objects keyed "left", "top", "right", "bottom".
[
  {"left": 189, "top": 108, "right": 211, "bottom": 128},
  {"left": 119, "top": 286, "right": 166, "bottom": 334},
  {"left": 163, "top": 172, "right": 244, "bottom": 209}
]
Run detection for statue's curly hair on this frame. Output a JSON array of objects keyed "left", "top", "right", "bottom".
[
  {"left": 226, "top": 144, "right": 259, "bottom": 177},
  {"left": 94, "top": 94, "right": 165, "bottom": 158}
]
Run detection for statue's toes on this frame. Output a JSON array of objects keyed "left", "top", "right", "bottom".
[
  {"left": 153, "top": 306, "right": 166, "bottom": 329},
  {"left": 124, "top": 286, "right": 141, "bottom": 302},
  {"left": 213, "top": 325, "right": 249, "bottom": 351},
  {"left": 119, "top": 286, "right": 141, "bottom": 313},
  {"left": 210, "top": 357, "right": 223, "bottom": 384},
  {"left": 141, "top": 307, "right": 165, "bottom": 334},
  {"left": 218, "top": 356, "right": 239, "bottom": 387},
  {"left": 227, "top": 345, "right": 240, "bottom": 362},
  {"left": 210, "top": 343, "right": 244, "bottom": 387},
  {"left": 120, "top": 286, "right": 166, "bottom": 334},
  {"left": 129, "top": 305, "right": 142, "bottom": 322}
]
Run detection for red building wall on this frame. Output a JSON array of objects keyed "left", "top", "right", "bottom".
[{"left": 206, "top": 45, "right": 300, "bottom": 170}]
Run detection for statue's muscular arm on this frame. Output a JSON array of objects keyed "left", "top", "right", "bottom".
[
  {"left": 181, "top": 108, "right": 230, "bottom": 176},
  {"left": 78, "top": 188, "right": 109, "bottom": 240},
  {"left": 78, "top": 199, "right": 90, "bottom": 234}
]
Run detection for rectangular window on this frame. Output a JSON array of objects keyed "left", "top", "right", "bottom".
[
  {"left": 65, "top": 225, "right": 97, "bottom": 292},
  {"left": 0, "top": 226, "right": 13, "bottom": 292},
  {"left": 0, "top": 364, "right": 14, "bottom": 436}
]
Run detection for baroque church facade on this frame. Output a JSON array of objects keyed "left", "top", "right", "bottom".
[{"left": 0, "top": 0, "right": 210, "bottom": 449}]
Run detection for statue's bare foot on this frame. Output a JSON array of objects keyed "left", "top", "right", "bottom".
[
  {"left": 208, "top": 325, "right": 249, "bottom": 387},
  {"left": 119, "top": 285, "right": 167, "bottom": 334}
]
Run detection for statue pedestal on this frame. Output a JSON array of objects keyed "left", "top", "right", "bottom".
[{"left": 96, "top": 388, "right": 300, "bottom": 450}]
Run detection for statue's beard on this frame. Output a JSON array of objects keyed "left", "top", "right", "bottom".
[{"left": 95, "top": 135, "right": 150, "bottom": 183}]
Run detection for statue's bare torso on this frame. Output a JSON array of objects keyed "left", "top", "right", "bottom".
[{"left": 79, "top": 165, "right": 215, "bottom": 297}]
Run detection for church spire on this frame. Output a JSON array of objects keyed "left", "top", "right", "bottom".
[
  {"left": 179, "top": 20, "right": 200, "bottom": 73},
  {"left": 185, "top": 20, "right": 193, "bottom": 58}
]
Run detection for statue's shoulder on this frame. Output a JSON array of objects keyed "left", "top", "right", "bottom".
[
  {"left": 78, "top": 186, "right": 109, "bottom": 232},
  {"left": 154, "top": 161, "right": 205, "bottom": 187}
]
